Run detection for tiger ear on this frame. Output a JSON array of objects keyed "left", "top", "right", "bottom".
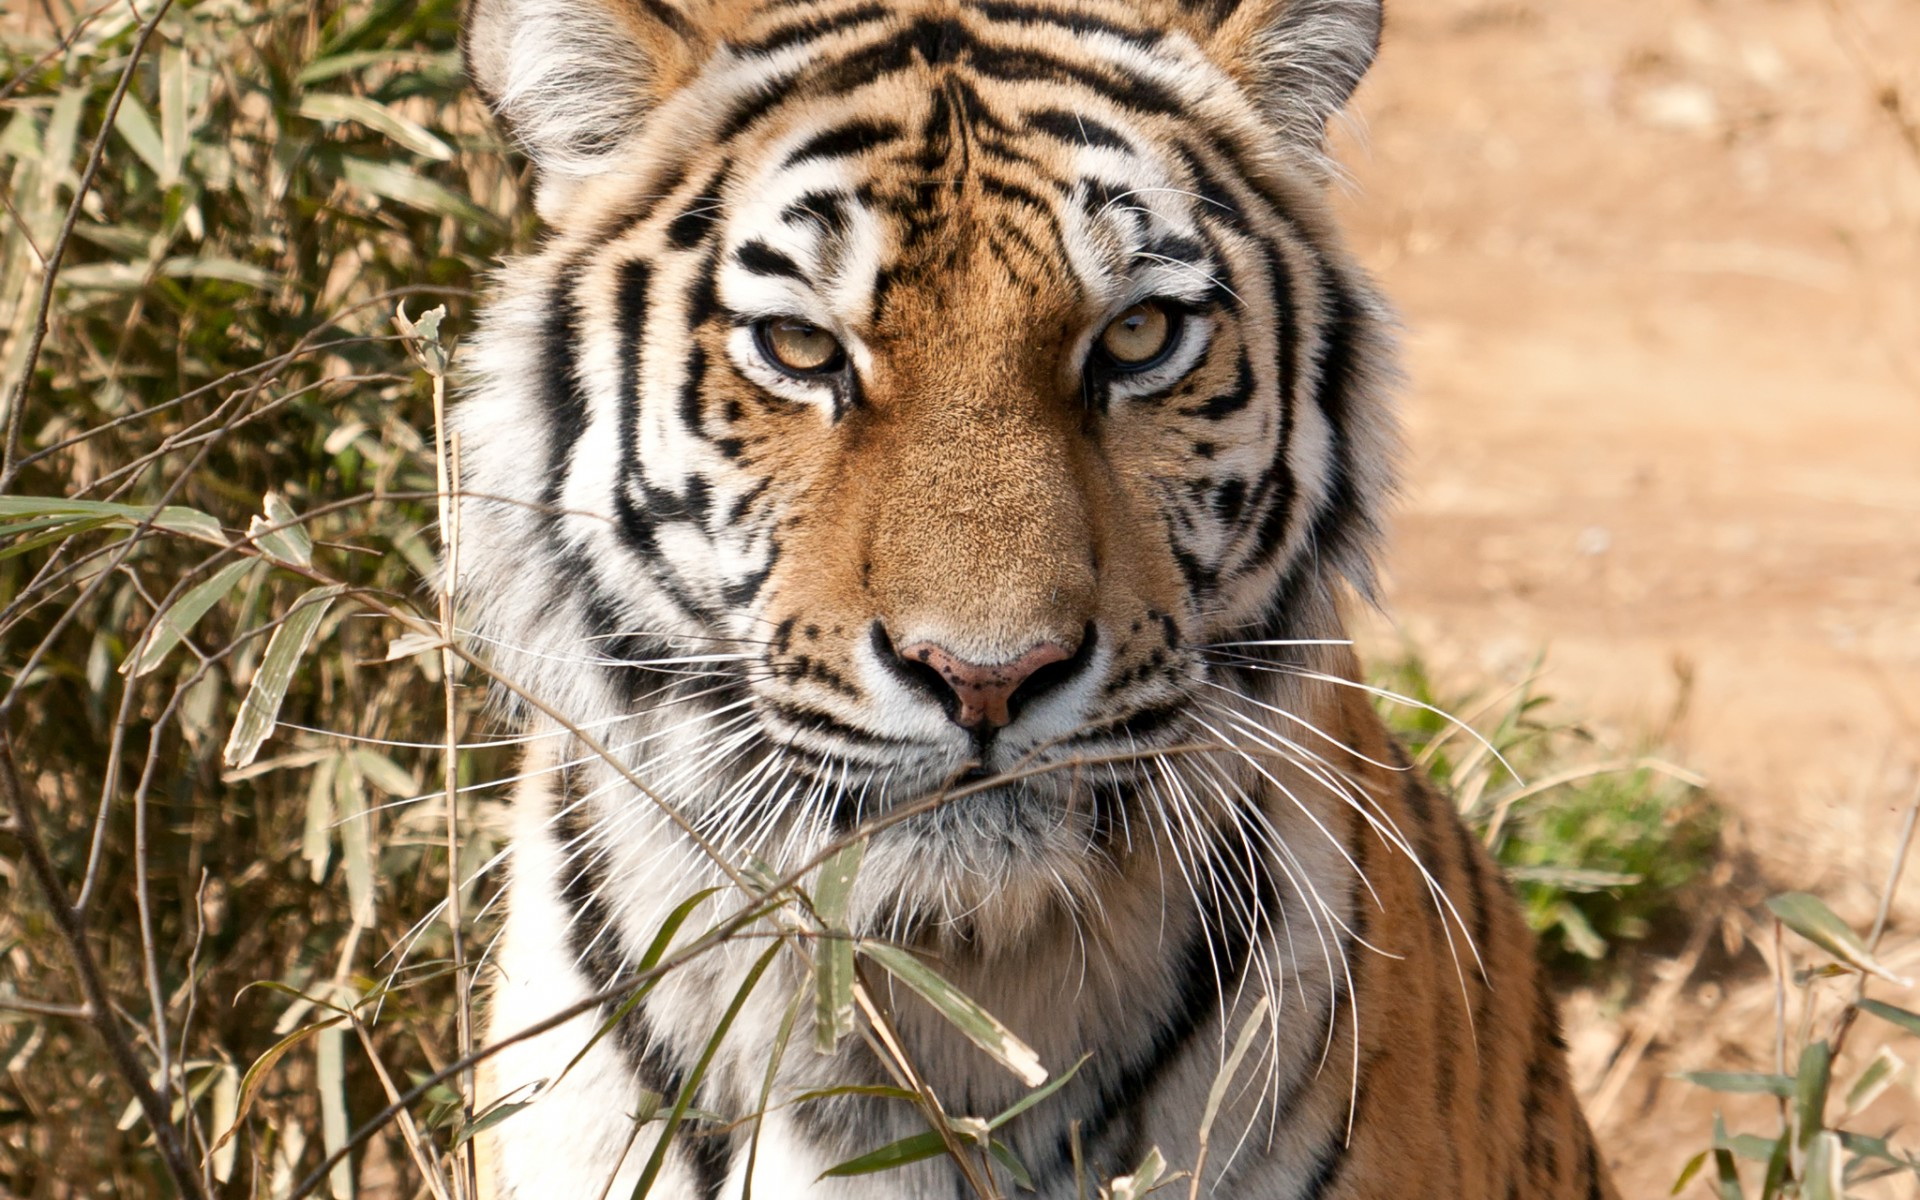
[
  {"left": 463, "top": 0, "right": 711, "bottom": 211},
  {"left": 1196, "top": 0, "right": 1383, "bottom": 144}
]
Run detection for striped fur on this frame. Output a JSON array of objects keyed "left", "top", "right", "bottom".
[{"left": 454, "top": 1, "right": 1617, "bottom": 1196}]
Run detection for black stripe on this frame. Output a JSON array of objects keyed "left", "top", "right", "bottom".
[
  {"left": 976, "top": 1, "right": 1158, "bottom": 45},
  {"left": 735, "top": 240, "right": 807, "bottom": 279},
  {"left": 732, "top": 1, "right": 891, "bottom": 55},
  {"left": 1026, "top": 107, "right": 1131, "bottom": 150},
  {"left": 784, "top": 118, "right": 904, "bottom": 167},
  {"left": 536, "top": 259, "right": 589, "bottom": 517}
]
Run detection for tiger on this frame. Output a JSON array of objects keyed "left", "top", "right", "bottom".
[{"left": 451, "top": 0, "right": 1618, "bottom": 1196}]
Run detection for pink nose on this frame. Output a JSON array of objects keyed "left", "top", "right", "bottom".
[{"left": 895, "top": 640, "right": 1074, "bottom": 730}]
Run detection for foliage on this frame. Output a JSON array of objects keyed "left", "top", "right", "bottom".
[
  {"left": 1371, "top": 650, "right": 1720, "bottom": 968},
  {"left": 1674, "top": 879, "right": 1920, "bottom": 1197}
]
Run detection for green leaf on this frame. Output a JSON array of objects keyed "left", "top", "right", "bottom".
[
  {"left": 1793, "top": 1040, "right": 1832, "bottom": 1155},
  {"left": 299, "top": 92, "right": 454, "bottom": 160},
  {"left": 1710, "top": 1115, "right": 1746, "bottom": 1200},
  {"left": 986, "top": 1054, "right": 1089, "bottom": 1132},
  {"left": 791, "top": 1084, "right": 922, "bottom": 1106},
  {"left": 818, "top": 1131, "right": 946, "bottom": 1178},
  {"left": 859, "top": 940, "right": 1046, "bottom": 1087},
  {"left": 1803, "top": 1131, "right": 1842, "bottom": 1200},
  {"left": 113, "top": 95, "right": 166, "bottom": 178},
  {"left": 0, "top": 496, "right": 225, "bottom": 545},
  {"left": 988, "top": 1139, "right": 1035, "bottom": 1192},
  {"left": 557, "top": 887, "right": 722, "bottom": 1088},
  {"left": 1858, "top": 997, "right": 1920, "bottom": 1038},
  {"left": 1671, "top": 1150, "right": 1708, "bottom": 1195},
  {"left": 630, "top": 943, "right": 781, "bottom": 1198},
  {"left": 1677, "top": 1071, "right": 1796, "bottom": 1098},
  {"left": 1110, "top": 1146, "right": 1167, "bottom": 1200},
  {"left": 122, "top": 558, "right": 257, "bottom": 677},
  {"left": 247, "top": 492, "right": 311, "bottom": 567},
  {"left": 1767, "top": 893, "right": 1910, "bottom": 984},
  {"left": 0, "top": 515, "right": 118, "bottom": 561},
  {"left": 338, "top": 156, "right": 500, "bottom": 228},
  {"left": 450, "top": 1099, "right": 535, "bottom": 1150},
  {"left": 813, "top": 838, "right": 865, "bottom": 1054},
  {"left": 296, "top": 49, "right": 458, "bottom": 87},
  {"left": 223, "top": 586, "right": 345, "bottom": 768},
  {"left": 1844, "top": 1044, "right": 1902, "bottom": 1115},
  {"left": 159, "top": 256, "right": 281, "bottom": 290}
]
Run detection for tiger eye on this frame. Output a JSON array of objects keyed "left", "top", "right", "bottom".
[
  {"left": 1099, "top": 302, "right": 1173, "bottom": 367},
  {"left": 761, "top": 317, "right": 843, "bottom": 374}
]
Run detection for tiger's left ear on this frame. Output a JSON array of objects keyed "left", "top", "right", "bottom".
[
  {"left": 1191, "top": 0, "right": 1383, "bottom": 145},
  {"left": 463, "top": 0, "right": 717, "bottom": 217}
]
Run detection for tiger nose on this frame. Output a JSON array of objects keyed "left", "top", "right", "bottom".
[{"left": 891, "top": 637, "right": 1080, "bottom": 730}]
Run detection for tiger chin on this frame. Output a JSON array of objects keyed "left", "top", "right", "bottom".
[{"left": 453, "top": 0, "right": 1618, "bottom": 1196}]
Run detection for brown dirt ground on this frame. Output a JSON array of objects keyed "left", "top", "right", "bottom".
[{"left": 1332, "top": 0, "right": 1920, "bottom": 1190}]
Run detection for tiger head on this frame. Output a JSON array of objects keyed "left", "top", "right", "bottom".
[{"left": 457, "top": 0, "right": 1396, "bottom": 927}]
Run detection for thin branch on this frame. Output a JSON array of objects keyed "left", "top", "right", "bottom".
[{"left": 0, "top": 733, "right": 211, "bottom": 1200}]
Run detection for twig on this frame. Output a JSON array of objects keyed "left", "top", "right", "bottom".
[
  {"left": 0, "top": 995, "right": 92, "bottom": 1019},
  {"left": 426, "top": 317, "right": 477, "bottom": 1200},
  {"left": 0, "top": 0, "right": 179, "bottom": 494},
  {"left": 0, "top": 733, "right": 211, "bottom": 1200},
  {"left": 1830, "top": 777, "right": 1920, "bottom": 1059}
]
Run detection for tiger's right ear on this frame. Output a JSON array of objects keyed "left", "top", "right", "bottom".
[{"left": 463, "top": 0, "right": 711, "bottom": 212}]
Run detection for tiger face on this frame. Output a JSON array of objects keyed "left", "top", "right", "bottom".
[{"left": 457, "top": 0, "right": 1395, "bottom": 921}]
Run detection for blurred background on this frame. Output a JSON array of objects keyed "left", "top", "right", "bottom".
[
  {"left": 0, "top": 0, "right": 1915, "bottom": 1196},
  {"left": 1335, "top": 0, "right": 1920, "bottom": 1188}
]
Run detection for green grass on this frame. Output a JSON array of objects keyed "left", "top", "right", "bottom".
[{"left": 1370, "top": 649, "right": 1718, "bottom": 970}]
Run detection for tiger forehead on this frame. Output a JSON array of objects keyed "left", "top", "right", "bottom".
[{"left": 713, "top": 76, "right": 1213, "bottom": 335}]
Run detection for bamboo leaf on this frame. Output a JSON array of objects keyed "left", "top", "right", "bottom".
[
  {"left": 1803, "top": 1131, "right": 1842, "bottom": 1200},
  {"left": 987, "top": 1054, "right": 1090, "bottom": 1132},
  {"left": 1858, "top": 998, "right": 1920, "bottom": 1038},
  {"left": 160, "top": 255, "right": 280, "bottom": 290},
  {"left": 223, "top": 586, "right": 344, "bottom": 768},
  {"left": 1671, "top": 1150, "right": 1708, "bottom": 1195},
  {"left": 988, "top": 1139, "right": 1036, "bottom": 1192},
  {"left": 0, "top": 496, "right": 225, "bottom": 545},
  {"left": 123, "top": 559, "right": 256, "bottom": 677},
  {"left": 1677, "top": 1071, "right": 1796, "bottom": 1098},
  {"left": 338, "top": 156, "right": 499, "bottom": 228},
  {"left": 208, "top": 1063, "right": 239, "bottom": 1182},
  {"left": 1109, "top": 1146, "right": 1167, "bottom": 1200},
  {"left": 812, "top": 838, "right": 865, "bottom": 1055},
  {"left": 859, "top": 940, "right": 1046, "bottom": 1087},
  {"left": 247, "top": 492, "right": 311, "bottom": 567},
  {"left": 450, "top": 1098, "right": 535, "bottom": 1150},
  {"left": 1844, "top": 1045, "right": 1902, "bottom": 1115},
  {"left": 211, "top": 1017, "right": 345, "bottom": 1156},
  {"left": 1767, "top": 893, "right": 1911, "bottom": 984},
  {"left": 1795, "top": 1040, "right": 1833, "bottom": 1158},
  {"left": 317, "top": 1023, "right": 353, "bottom": 1200},
  {"left": 631, "top": 943, "right": 781, "bottom": 1198},
  {"left": 159, "top": 45, "right": 187, "bottom": 187},
  {"left": 113, "top": 95, "right": 166, "bottom": 178},
  {"left": 336, "top": 753, "right": 374, "bottom": 925},
  {"left": 818, "top": 1131, "right": 946, "bottom": 1178},
  {"left": 556, "top": 887, "right": 723, "bottom": 1087},
  {"left": 298, "top": 92, "right": 453, "bottom": 161},
  {"left": 1199, "top": 995, "right": 1270, "bottom": 1145},
  {"left": 0, "top": 515, "right": 118, "bottom": 561}
]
